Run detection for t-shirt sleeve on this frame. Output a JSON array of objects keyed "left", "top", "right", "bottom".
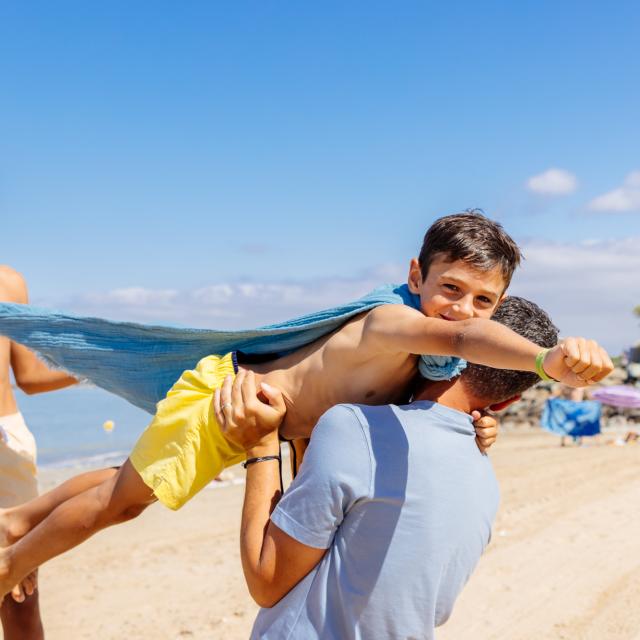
[{"left": 270, "top": 404, "right": 373, "bottom": 549}]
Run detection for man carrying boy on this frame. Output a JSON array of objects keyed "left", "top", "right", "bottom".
[
  {"left": 0, "top": 266, "right": 77, "bottom": 640},
  {"left": 0, "top": 213, "right": 612, "bottom": 602},
  {"left": 217, "top": 296, "right": 560, "bottom": 639}
]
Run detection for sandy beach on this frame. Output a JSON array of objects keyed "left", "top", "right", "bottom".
[{"left": 23, "top": 430, "right": 640, "bottom": 639}]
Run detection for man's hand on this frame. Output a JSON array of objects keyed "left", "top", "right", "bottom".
[
  {"left": 213, "top": 369, "right": 287, "bottom": 453},
  {"left": 543, "top": 338, "right": 613, "bottom": 387},
  {"left": 471, "top": 410, "right": 498, "bottom": 453}
]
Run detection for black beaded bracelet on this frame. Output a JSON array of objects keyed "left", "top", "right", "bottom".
[{"left": 242, "top": 455, "right": 281, "bottom": 469}]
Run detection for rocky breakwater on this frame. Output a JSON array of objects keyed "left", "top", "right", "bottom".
[{"left": 500, "top": 365, "right": 640, "bottom": 431}]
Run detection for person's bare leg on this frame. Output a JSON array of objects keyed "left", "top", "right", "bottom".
[
  {"left": 0, "top": 459, "right": 155, "bottom": 598},
  {"left": 0, "top": 467, "right": 118, "bottom": 546},
  {"left": 0, "top": 588, "right": 43, "bottom": 640}
]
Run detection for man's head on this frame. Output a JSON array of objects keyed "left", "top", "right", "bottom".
[
  {"left": 461, "top": 296, "right": 559, "bottom": 406},
  {"left": 408, "top": 211, "right": 522, "bottom": 322}
]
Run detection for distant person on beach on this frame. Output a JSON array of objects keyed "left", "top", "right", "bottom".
[
  {"left": 0, "top": 213, "right": 613, "bottom": 602},
  {"left": 219, "top": 296, "right": 559, "bottom": 639},
  {"left": 0, "top": 266, "right": 77, "bottom": 640}
]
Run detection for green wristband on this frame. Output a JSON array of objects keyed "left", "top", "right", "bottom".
[{"left": 535, "top": 348, "right": 554, "bottom": 381}]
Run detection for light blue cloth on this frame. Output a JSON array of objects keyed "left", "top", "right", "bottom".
[
  {"left": 541, "top": 397, "right": 602, "bottom": 439},
  {"left": 0, "top": 284, "right": 465, "bottom": 414},
  {"left": 251, "top": 402, "right": 499, "bottom": 640}
]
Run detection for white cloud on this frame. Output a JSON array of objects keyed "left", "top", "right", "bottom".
[
  {"left": 588, "top": 171, "right": 640, "bottom": 212},
  {"left": 526, "top": 168, "right": 578, "bottom": 196},
  {"left": 509, "top": 238, "right": 640, "bottom": 353},
  {"left": 84, "top": 287, "right": 178, "bottom": 307},
  {"left": 48, "top": 246, "right": 639, "bottom": 355},
  {"left": 64, "top": 275, "right": 386, "bottom": 328},
  {"left": 192, "top": 284, "right": 234, "bottom": 305}
]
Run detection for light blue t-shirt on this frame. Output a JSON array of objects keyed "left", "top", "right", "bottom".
[{"left": 251, "top": 401, "right": 500, "bottom": 640}]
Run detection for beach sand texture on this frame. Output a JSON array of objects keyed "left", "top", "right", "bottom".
[{"left": 19, "top": 431, "right": 640, "bottom": 639}]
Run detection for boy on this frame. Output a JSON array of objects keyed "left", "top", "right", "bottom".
[{"left": 0, "top": 212, "right": 612, "bottom": 599}]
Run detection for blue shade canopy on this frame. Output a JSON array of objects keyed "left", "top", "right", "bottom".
[{"left": 541, "top": 397, "right": 602, "bottom": 439}]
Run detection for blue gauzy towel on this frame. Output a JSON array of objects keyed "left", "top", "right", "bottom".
[
  {"left": 0, "top": 283, "right": 465, "bottom": 414},
  {"left": 540, "top": 398, "right": 602, "bottom": 440}
]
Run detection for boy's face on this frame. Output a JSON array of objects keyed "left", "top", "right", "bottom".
[{"left": 407, "top": 254, "right": 506, "bottom": 320}]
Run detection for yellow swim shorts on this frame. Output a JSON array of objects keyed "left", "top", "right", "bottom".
[{"left": 130, "top": 352, "right": 246, "bottom": 510}]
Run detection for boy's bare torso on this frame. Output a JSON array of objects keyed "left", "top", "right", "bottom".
[{"left": 243, "top": 307, "right": 419, "bottom": 439}]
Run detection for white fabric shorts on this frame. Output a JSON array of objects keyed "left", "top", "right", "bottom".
[{"left": 0, "top": 412, "right": 38, "bottom": 507}]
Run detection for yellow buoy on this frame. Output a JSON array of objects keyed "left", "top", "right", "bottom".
[{"left": 103, "top": 420, "right": 115, "bottom": 432}]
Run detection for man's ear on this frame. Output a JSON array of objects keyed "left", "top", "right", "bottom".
[
  {"left": 407, "top": 258, "right": 423, "bottom": 294},
  {"left": 488, "top": 394, "right": 521, "bottom": 412}
]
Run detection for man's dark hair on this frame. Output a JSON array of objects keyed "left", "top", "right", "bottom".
[
  {"left": 418, "top": 210, "right": 522, "bottom": 289},
  {"left": 461, "top": 296, "right": 559, "bottom": 403}
]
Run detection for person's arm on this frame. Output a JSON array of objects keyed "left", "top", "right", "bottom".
[
  {"left": 214, "top": 371, "right": 326, "bottom": 606},
  {"left": 1, "top": 267, "right": 77, "bottom": 394},
  {"left": 362, "top": 305, "right": 613, "bottom": 386},
  {"left": 10, "top": 342, "right": 78, "bottom": 394},
  {"left": 214, "top": 371, "right": 367, "bottom": 607},
  {"left": 240, "top": 433, "right": 326, "bottom": 607}
]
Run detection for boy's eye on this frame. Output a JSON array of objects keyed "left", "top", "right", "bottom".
[
  {"left": 443, "top": 284, "right": 459, "bottom": 292},
  {"left": 477, "top": 296, "right": 493, "bottom": 305}
]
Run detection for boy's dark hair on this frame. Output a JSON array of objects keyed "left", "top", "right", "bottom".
[
  {"left": 418, "top": 210, "right": 522, "bottom": 289},
  {"left": 462, "top": 296, "right": 559, "bottom": 404}
]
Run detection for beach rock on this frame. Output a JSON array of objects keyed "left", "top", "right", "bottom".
[{"left": 500, "top": 366, "right": 640, "bottom": 430}]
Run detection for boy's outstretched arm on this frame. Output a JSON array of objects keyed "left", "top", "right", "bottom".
[{"left": 363, "top": 305, "right": 613, "bottom": 386}]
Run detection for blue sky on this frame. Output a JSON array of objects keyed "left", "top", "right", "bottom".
[{"left": 1, "top": 2, "right": 639, "bottom": 352}]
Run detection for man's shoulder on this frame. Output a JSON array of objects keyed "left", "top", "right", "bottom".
[
  {"left": 317, "top": 404, "right": 368, "bottom": 435},
  {"left": 319, "top": 403, "right": 404, "bottom": 447},
  {"left": 321, "top": 402, "right": 399, "bottom": 427},
  {"left": 0, "top": 266, "right": 27, "bottom": 303},
  {"left": 309, "top": 405, "right": 375, "bottom": 465}
]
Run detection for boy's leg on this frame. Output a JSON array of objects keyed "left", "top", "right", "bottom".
[
  {"left": 0, "top": 467, "right": 118, "bottom": 545},
  {"left": 0, "top": 459, "right": 155, "bottom": 598},
  {"left": 0, "top": 590, "right": 43, "bottom": 640}
]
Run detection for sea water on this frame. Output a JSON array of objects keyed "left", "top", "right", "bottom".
[{"left": 16, "top": 385, "right": 151, "bottom": 469}]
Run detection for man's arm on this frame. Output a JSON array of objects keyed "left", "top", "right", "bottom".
[
  {"left": 1, "top": 267, "right": 77, "bottom": 394},
  {"left": 214, "top": 371, "right": 325, "bottom": 607},
  {"left": 241, "top": 436, "right": 326, "bottom": 607},
  {"left": 363, "top": 305, "right": 613, "bottom": 386}
]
